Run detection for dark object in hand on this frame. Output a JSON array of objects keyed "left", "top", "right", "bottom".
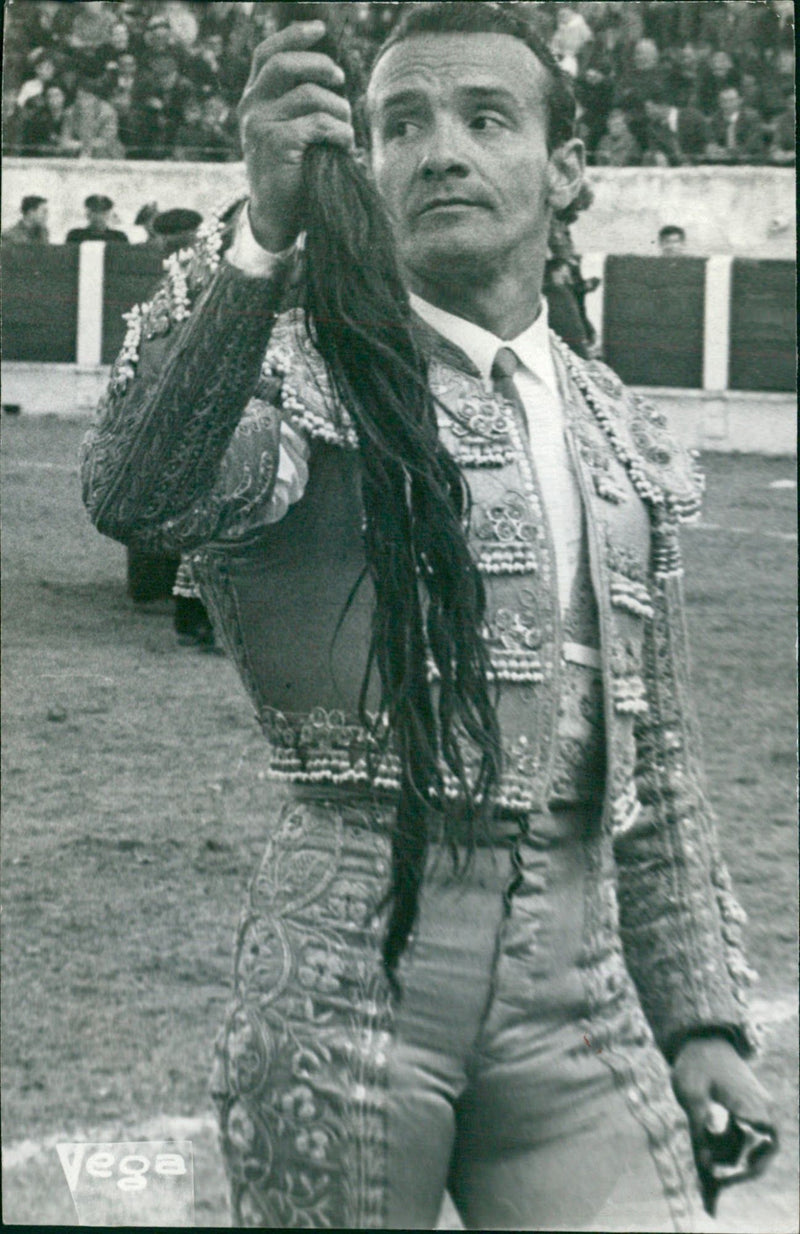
[{"left": 694, "top": 1107, "right": 778, "bottom": 1216}]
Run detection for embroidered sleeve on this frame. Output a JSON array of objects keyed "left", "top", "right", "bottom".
[
  {"left": 80, "top": 205, "right": 297, "bottom": 553},
  {"left": 614, "top": 564, "right": 760, "bottom": 1062}
]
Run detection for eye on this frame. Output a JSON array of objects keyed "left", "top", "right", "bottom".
[
  {"left": 386, "top": 117, "right": 421, "bottom": 140},
  {"left": 470, "top": 113, "right": 505, "bottom": 132}
]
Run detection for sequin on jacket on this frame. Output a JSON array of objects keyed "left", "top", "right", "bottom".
[{"left": 80, "top": 205, "right": 759, "bottom": 1065}]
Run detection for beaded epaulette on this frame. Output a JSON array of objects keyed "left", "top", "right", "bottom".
[
  {"left": 108, "top": 201, "right": 233, "bottom": 396},
  {"left": 553, "top": 336, "right": 705, "bottom": 526}
]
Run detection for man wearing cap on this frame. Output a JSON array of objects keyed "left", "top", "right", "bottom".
[
  {"left": 152, "top": 207, "right": 204, "bottom": 254},
  {"left": 82, "top": 6, "right": 775, "bottom": 1228},
  {"left": 2, "top": 196, "right": 50, "bottom": 245},
  {"left": 66, "top": 195, "right": 129, "bottom": 244}
]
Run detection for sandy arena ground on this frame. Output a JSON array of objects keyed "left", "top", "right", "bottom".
[{"left": 1, "top": 414, "right": 797, "bottom": 1229}]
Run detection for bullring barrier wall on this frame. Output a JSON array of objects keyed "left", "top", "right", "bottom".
[
  {"left": 1, "top": 160, "right": 796, "bottom": 258},
  {"left": 4, "top": 242, "right": 794, "bottom": 385},
  {"left": 2, "top": 158, "right": 796, "bottom": 452}
]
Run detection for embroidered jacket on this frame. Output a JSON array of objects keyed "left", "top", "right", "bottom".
[{"left": 80, "top": 206, "right": 758, "bottom": 1064}]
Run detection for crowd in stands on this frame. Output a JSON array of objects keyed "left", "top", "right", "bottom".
[{"left": 3, "top": 1, "right": 795, "bottom": 165}]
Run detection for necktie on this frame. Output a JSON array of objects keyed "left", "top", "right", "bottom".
[
  {"left": 490, "top": 345, "right": 585, "bottom": 617},
  {"left": 491, "top": 346, "right": 527, "bottom": 438}
]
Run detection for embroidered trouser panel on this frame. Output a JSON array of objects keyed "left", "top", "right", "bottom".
[{"left": 210, "top": 796, "right": 703, "bottom": 1230}]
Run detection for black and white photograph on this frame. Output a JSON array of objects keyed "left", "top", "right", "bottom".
[{"left": 1, "top": 1, "right": 797, "bottom": 1228}]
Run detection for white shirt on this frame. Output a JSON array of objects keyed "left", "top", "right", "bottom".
[{"left": 227, "top": 209, "right": 585, "bottom": 615}]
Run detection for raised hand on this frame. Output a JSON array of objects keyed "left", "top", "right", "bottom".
[{"left": 237, "top": 20, "right": 355, "bottom": 252}]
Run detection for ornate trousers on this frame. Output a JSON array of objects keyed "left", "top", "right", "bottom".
[{"left": 210, "top": 794, "right": 704, "bottom": 1230}]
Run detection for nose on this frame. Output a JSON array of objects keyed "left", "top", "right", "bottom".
[{"left": 418, "top": 116, "right": 470, "bottom": 181}]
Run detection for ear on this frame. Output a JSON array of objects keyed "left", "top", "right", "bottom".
[{"left": 545, "top": 138, "right": 586, "bottom": 212}]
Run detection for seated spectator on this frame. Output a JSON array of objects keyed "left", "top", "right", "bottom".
[
  {"left": 14, "top": 0, "right": 73, "bottom": 62},
  {"left": 17, "top": 82, "right": 69, "bottom": 155},
  {"left": 550, "top": 6, "right": 593, "bottom": 77},
  {"left": 65, "top": 1, "right": 118, "bottom": 57},
  {"left": 695, "top": 50, "right": 739, "bottom": 116},
  {"left": 583, "top": 7, "right": 628, "bottom": 77},
  {"left": 132, "top": 52, "right": 195, "bottom": 159},
  {"left": 638, "top": 95, "right": 709, "bottom": 166},
  {"left": 759, "top": 47, "right": 795, "bottom": 121},
  {"left": 16, "top": 49, "right": 58, "bottom": 110},
  {"left": 108, "top": 21, "right": 132, "bottom": 56},
  {"left": 82, "top": 20, "right": 134, "bottom": 82},
  {"left": 112, "top": 49, "right": 138, "bottom": 86},
  {"left": 61, "top": 76, "right": 124, "bottom": 159},
  {"left": 595, "top": 107, "right": 642, "bottom": 166},
  {"left": 663, "top": 43, "right": 702, "bottom": 108},
  {"left": 657, "top": 224, "right": 687, "bottom": 257},
  {"left": 141, "top": 12, "right": 173, "bottom": 55},
  {"left": 185, "top": 32, "right": 225, "bottom": 94},
  {"left": 738, "top": 70, "right": 764, "bottom": 118},
  {"left": 2, "top": 195, "right": 50, "bottom": 245},
  {"left": 162, "top": 1, "right": 200, "bottom": 51},
  {"left": 188, "top": 93, "right": 239, "bottom": 162},
  {"left": 56, "top": 60, "right": 81, "bottom": 107},
  {"left": 66, "top": 194, "right": 129, "bottom": 243},
  {"left": 172, "top": 94, "right": 207, "bottom": 160},
  {"left": 551, "top": 5, "right": 594, "bottom": 61},
  {"left": 184, "top": 30, "right": 249, "bottom": 106},
  {"left": 615, "top": 38, "right": 667, "bottom": 110},
  {"left": 139, "top": 13, "right": 191, "bottom": 75},
  {"left": 107, "top": 52, "right": 139, "bottom": 152},
  {"left": 1, "top": 0, "right": 789, "bottom": 167},
  {"left": 574, "top": 41, "right": 615, "bottom": 151},
  {"left": 706, "top": 85, "right": 767, "bottom": 163}
]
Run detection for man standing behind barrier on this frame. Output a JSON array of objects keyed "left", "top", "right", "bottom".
[
  {"left": 81, "top": 5, "right": 776, "bottom": 1229},
  {"left": 2, "top": 196, "right": 50, "bottom": 245},
  {"left": 658, "top": 224, "right": 687, "bottom": 257},
  {"left": 66, "top": 194, "right": 128, "bottom": 244}
]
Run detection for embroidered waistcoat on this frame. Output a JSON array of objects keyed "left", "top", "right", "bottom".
[{"left": 180, "top": 308, "right": 679, "bottom": 835}]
